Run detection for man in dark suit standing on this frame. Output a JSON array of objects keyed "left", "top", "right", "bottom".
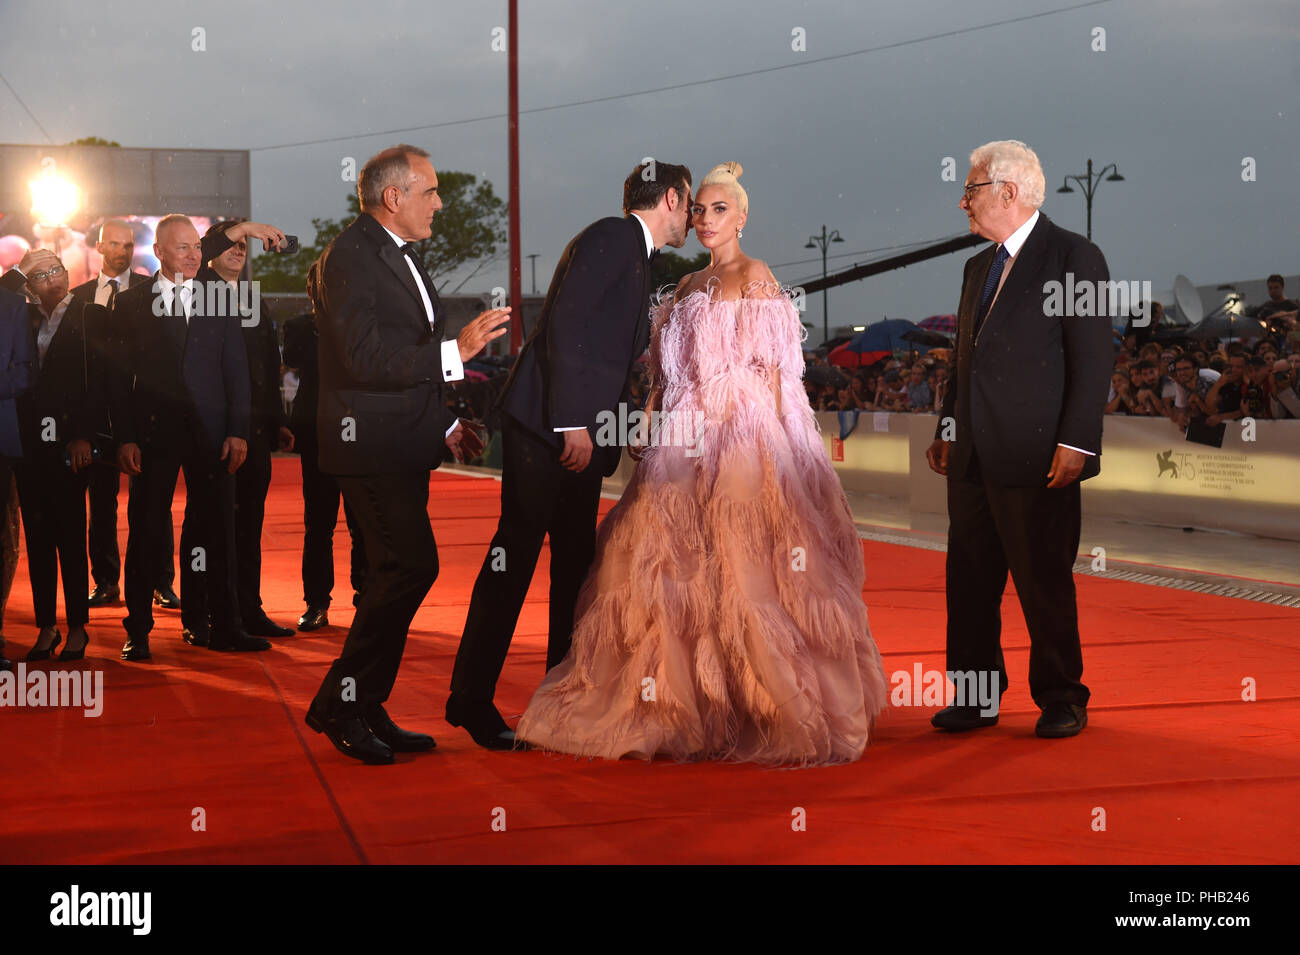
[
  {"left": 927, "top": 140, "right": 1111, "bottom": 739},
  {"left": 305, "top": 145, "right": 510, "bottom": 765},
  {"left": 110, "top": 214, "right": 259, "bottom": 661},
  {"left": 283, "top": 291, "right": 366, "bottom": 631},
  {"left": 0, "top": 276, "right": 36, "bottom": 672},
  {"left": 446, "top": 161, "right": 693, "bottom": 749},
  {"left": 186, "top": 219, "right": 297, "bottom": 641},
  {"left": 69, "top": 219, "right": 175, "bottom": 610}
]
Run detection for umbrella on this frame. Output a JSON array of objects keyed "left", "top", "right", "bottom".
[
  {"left": 828, "top": 343, "right": 889, "bottom": 368},
  {"left": 918, "top": 314, "right": 957, "bottom": 335},
  {"left": 847, "top": 318, "right": 919, "bottom": 352},
  {"left": 901, "top": 328, "right": 952, "bottom": 348},
  {"left": 1183, "top": 314, "right": 1268, "bottom": 341}
]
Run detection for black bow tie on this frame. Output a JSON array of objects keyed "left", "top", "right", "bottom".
[{"left": 648, "top": 248, "right": 659, "bottom": 262}]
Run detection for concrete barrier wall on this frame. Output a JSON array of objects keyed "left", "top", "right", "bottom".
[{"left": 815, "top": 411, "right": 1300, "bottom": 542}]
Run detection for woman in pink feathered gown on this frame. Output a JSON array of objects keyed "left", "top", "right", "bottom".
[{"left": 516, "top": 162, "right": 887, "bottom": 765}]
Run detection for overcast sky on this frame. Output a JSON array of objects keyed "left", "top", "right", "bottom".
[{"left": 2, "top": 0, "right": 1297, "bottom": 340}]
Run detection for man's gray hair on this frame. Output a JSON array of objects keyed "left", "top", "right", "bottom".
[
  {"left": 970, "top": 140, "right": 1045, "bottom": 210},
  {"left": 155, "top": 213, "right": 195, "bottom": 243},
  {"left": 358, "top": 144, "right": 431, "bottom": 212}
]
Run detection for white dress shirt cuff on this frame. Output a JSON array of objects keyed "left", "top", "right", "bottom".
[
  {"left": 441, "top": 340, "right": 464, "bottom": 382},
  {"left": 1058, "top": 443, "right": 1095, "bottom": 456},
  {"left": 554, "top": 426, "right": 585, "bottom": 432},
  {"left": 445, "top": 418, "right": 460, "bottom": 438}
]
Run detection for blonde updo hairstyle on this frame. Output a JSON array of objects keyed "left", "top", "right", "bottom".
[{"left": 699, "top": 161, "right": 748, "bottom": 215}]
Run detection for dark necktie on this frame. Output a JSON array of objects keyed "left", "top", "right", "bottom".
[
  {"left": 975, "top": 244, "right": 1010, "bottom": 337},
  {"left": 165, "top": 285, "right": 188, "bottom": 352},
  {"left": 107, "top": 277, "right": 119, "bottom": 310},
  {"left": 401, "top": 243, "right": 437, "bottom": 326}
]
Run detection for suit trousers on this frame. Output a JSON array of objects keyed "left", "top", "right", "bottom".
[
  {"left": 0, "top": 460, "right": 16, "bottom": 635},
  {"left": 234, "top": 441, "right": 272, "bottom": 620},
  {"left": 308, "top": 469, "right": 436, "bottom": 721},
  {"left": 450, "top": 417, "right": 603, "bottom": 706},
  {"left": 15, "top": 458, "right": 89, "bottom": 629},
  {"left": 944, "top": 449, "right": 1089, "bottom": 709},
  {"left": 125, "top": 438, "right": 239, "bottom": 638},
  {"left": 298, "top": 440, "right": 366, "bottom": 608},
  {"left": 88, "top": 458, "right": 175, "bottom": 591}
]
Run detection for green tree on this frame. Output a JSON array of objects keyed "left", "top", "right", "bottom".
[
  {"left": 649, "top": 249, "right": 711, "bottom": 291},
  {"left": 252, "top": 170, "right": 507, "bottom": 293},
  {"left": 66, "top": 137, "right": 121, "bottom": 147}
]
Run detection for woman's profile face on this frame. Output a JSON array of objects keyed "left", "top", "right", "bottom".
[{"left": 691, "top": 184, "right": 746, "bottom": 251}]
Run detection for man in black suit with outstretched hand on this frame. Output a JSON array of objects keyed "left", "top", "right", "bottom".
[
  {"left": 305, "top": 145, "right": 510, "bottom": 765},
  {"left": 446, "top": 160, "right": 693, "bottom": 750},
  {"left": 926, "top": 140, "right": 1111, "bottom": 739}
]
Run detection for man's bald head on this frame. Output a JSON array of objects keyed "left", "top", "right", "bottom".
[{"left": 97, "top": 218, "right": 135, "bottom": 276}]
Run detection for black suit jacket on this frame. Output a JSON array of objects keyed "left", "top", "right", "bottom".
[
  {"left": 282, "top": 311, "right": 320, "bottom": 453},
  {"left": 108, "top": 273, "right": 251, "bottom": 457},
  {"left": 196, "top": 230, "right": 286, "bottom": 451},
  {"left": 937, "top": 213, "right": 1112, "bottom": 487},
  {"left": 312, "top": 213, "right": 456, "bottom": 476},
  {"left": 70, "top": 270, "right": 151, "bottom": 306},
  {"left": 496, "top": 215, "right": 653, "bottom": 477},
  {"left": 19, "top": 299, "right": 105, "bottom": 461},
  {"left": 0, "top": 286, "right": 35, "bottom": 457}
]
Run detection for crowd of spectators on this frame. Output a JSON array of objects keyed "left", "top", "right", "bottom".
[
  {"left": 802, "top": 353, "right": 951, "bottom": 415},
  {"left": 1106, "top": 276, "right": 1300, "bottom": 429}
]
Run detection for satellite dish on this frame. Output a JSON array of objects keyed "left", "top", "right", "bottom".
[{"left": 1173, "top": 274, "right": 1203, "bottom": 325}]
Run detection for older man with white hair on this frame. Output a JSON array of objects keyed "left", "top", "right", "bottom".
[{"left": 926, "top": 140, "right": 1112, "bottom": 739}]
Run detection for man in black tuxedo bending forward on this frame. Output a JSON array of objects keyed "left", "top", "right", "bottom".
[
  {"left": 305, "top": 145, "right": 510, "bottom": 765},
  {"left": 447, "top": 161, "right": 693, "bottom": 749},
  {"left": 926, "top": 140, "right": 1111, "bottom": 739}
]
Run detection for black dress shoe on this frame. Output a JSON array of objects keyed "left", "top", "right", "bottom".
[
  {"left": 153, "top": 586, "right": 181, "bottom": 610},
  {"left": 1036, "top": 702, "right": 1087, "bottom": 739},
  {"left": 305, "top": 711, "right": 395, "bottom": 765},
  {"left": 208, "top": 630, "right": 271, "bottom": 652},
  {"left": 243, "top": 614, "right": 294, "bottom": 637},
  {"left": 445, "top": 698, "right": 519, "bottom": 751},
  {"left": 297, "top": 606, "right": 329, "bottom": 631},
  {"left": 366, "top": 705, "right": 437, "bottom": 752},
  {"left": 121, "top": 635, "right": 152, "bottom": 661},
  {"left": 182, "top": 626, "right": 210, "bottom": 647},
  {"left": 87, "top": 585, "right": 120, "bottom": 607},
  {"left": 931, "top": 704, "right": 1000, "bottom": 731}
]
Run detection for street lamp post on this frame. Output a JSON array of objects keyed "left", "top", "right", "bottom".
[
  {"left": 805, "top": 224, "right": 844, "bottom": 345},
  {"left": 1055, "top": 158, "right": 1124, "bottom": 242}
]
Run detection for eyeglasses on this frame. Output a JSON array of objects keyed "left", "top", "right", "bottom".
[
  {"left": 26, "top": 265, "right": 66, "bottom": 283},
  {"left": 961, "top": 181, "right": 999, "bottom": 200}
]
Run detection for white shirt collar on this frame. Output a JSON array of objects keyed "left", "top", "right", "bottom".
[
  {"left": 379, "top": 223, "right": 409, "bottom": 249},
  {"left": 630, "top": 213, "right": 655, "bottom": 258},
  {"left": 1001, "top": 209, "right": 1040, "bottom": 258},
  {"left": 40, "top": 292, "right": 74, "bottom": 322},
  {"left": 99, "top": 269, "right": 131, "bottom": 288},
  {"left": 157, "top": 272, "right": 194, "bottom": 293}
]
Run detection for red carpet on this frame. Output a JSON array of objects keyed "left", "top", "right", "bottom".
[{"left": 2, "top": 458, "right": 1297, "bottom": 864}]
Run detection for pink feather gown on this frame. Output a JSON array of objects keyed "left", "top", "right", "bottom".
[{"left": 515, "top": 282, "right": 888, "bottom": 765}]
